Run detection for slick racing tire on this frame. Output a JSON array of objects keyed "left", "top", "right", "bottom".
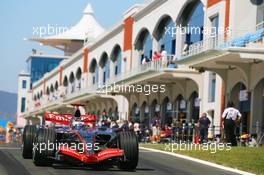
[
  {"left": 33, "top": 128, "right": 56, "bottom": 166},
  {"left": 117, "top": 131, "right": 139, "bottom": 171},
  {"left": 22, "top": 125, "right": 37, "bottom": 159}
]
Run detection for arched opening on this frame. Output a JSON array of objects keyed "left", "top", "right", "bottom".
[
  {"left": 69, "top": 72, "right": 75, "bottom": 83},
  {"left": 134, "top": 28, "right": 153, "bottom": 64},
  {"left": 50, "top": 85, "right": 54, "bottom": 100},
  {"left": 153, "top": 15, "right": 176, "bottom": 54},
  {"left": 34, "top": 95, "right": 37, "bottom": 101},
  {"left": 253, "top": 78, "right": 264, "bottom": 133},
  {"left": 76, "top": 67, "right": 82, "bottom": 80},
  {"left": 63, "top": 76, "right": 69, "bottom": 95},
  {"left": 161, "top": 97, "right": 173, "bottom": 126},
  {"left": 175, "top": 95, "right": 187, "bottom": 124},
  {"left": 189, "top": 91, "right": 200, "bottom": 122},
  {"left": 97, "top": 110, "right": 101, "bottom": 120},
  {"left": 40, "top": 91, "right": 43, "bottom": 98},
  {"left": 76, "top": 67, "right": 82, "bottom": 90},
  {"left": 99, "top": 52, "right": 110, "bottom": 84},
  {"left": 140, "top": 101, "right": 150, "bottom": 128},
  {"left": 177, "top": 0, "right": 204, "bottom": 47},
  {"left": 108, "top": 108, "right": 113, "bottom": 120},
  {"left": 230, "top": 82, "right": 250, "bottom": 134},
  {"left": 46, "top": 86, "right": 50, "bottom": 96},
  {"left": 110, "top": 45, "right": 122, "bottom": 75},
  {"left": 37, "top": 93, "right": 40, "bottom": 100},
  {"left": 63, "top": 76, "right": 68, "bottom": 86},
  {"left": 89, "top": 59, "right": 99, "bottom": 85},
  {"left": 50, "top": 84, "right": 54, "bottom": 94},
  {"left": 130, "top": 103, "right": 140, "bottom": 123},
  {"left": 55, "top": 81, "right": 59, "bottom": 91},
  {"left": 114, "top": 107, "right": 119, "bottom": 121},
  {"left": 69, "top": 72, "right": 75, "bottom": 93},
  {"left": 150, "top": 99, "right": 160, "bottom": 122}
]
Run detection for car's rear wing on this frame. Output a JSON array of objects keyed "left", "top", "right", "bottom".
[
  {"left": 44, "top": 112, "right": 73, "bottom": 125},
  {"left": 44, "top": 112, "right": 97, "bottom": 126}
]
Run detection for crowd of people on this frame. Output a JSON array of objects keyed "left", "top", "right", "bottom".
[
  {"left": 94, "top": 100, "right": 247, "bottom": 146},
  {"left": 1, "top": 127, "right": 22, "bottom": 144},
  {"left": 4, "top": 102, "right": 243, "bottom": 146}
]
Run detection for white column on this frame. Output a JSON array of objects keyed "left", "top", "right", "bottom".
[
  {"left": 98, "top": 67, "right": 104, "bottom": 86},
  {"left": 116, "top": 95, "right": 129, "bottom": 120},
  {"left": 82, "top": 72, "right": 88, "bottom": 89},
  {"left": 110, "top": 61, "right": 115, "bottom": 80},
  {"left": 176, "top": 27, "right": 184, "bottom": 58}
]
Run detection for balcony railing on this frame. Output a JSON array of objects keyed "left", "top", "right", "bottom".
[
  {"left": 179, "top": 21, "right": 264, "bottom": 60},
  {"left": 105, "top": 55, "right": 176, "bottom": 86}
]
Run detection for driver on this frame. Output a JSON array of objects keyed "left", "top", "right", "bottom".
[{"left": 74, "top": 107, "right": 81, "bottom": 119}]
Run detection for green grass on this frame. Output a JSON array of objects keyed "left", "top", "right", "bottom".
[{"left": 140, "top": 143, "right": 264, "bottom": 175}]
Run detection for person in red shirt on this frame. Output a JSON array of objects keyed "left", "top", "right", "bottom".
[{"left": 153, "top": 51, "right": 161, "bottom": 61}]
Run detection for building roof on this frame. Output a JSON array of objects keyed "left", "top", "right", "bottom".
[
  {"left": 29, "top": 4, "right": 104, "bottom": 53},
  {"left": 19, "top": 70, "right": 30, "bottom": 76}
]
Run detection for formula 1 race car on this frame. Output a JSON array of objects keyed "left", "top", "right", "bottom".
[{"left": 22, "top": 108, "right": 138, "bottom": 171}]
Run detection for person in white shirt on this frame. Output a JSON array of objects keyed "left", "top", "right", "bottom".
[
  {"left": 134, "top": 122, "right": 140, "bottom": 136},
  {"left": 161, "top": 49, "right": 167, "bottom": 67},
  {"left": 221, "top": 101, "right": 242, "bottom": 146}
]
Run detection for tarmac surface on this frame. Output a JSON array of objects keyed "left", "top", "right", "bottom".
[{"left": 0, "top": 144, "right": 239, "bottom": 175}]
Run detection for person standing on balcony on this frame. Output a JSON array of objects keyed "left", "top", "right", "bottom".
[
  {"left": 153, "top": 52, "right": 161, "bottom": 68},
  {"left": 222, "top": 101, "right": 242, "bottom": 146},
  {"left": 153, "top": 51, "right": 161, "bottom": 61},
  {"left": 161, "top": 49, "right": 168, "bottom": 67},
  {"left": 142, "top": 57, "right": 147, "bottom": 65}
]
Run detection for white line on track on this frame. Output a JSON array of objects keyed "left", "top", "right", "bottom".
[{"left": 0, "top": 147, "right": 20, "bottom": 150}]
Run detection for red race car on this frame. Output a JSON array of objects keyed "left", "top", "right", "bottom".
[{"left": 22, "top": 109, "right": 138, "bottom": 171}]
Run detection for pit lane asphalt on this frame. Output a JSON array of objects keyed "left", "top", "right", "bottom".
[{"left": 0, "top": 144, "right": 239, "bottom": 175}]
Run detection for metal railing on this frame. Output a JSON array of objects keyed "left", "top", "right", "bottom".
[
  {"left": 181, "top": 36, "right": 223, "bottom": 59},
  {"left": 106, "top": 55, "right": 176, "bottom": 85},
  {"left": 179, "top": 21, "right": 264, "bottom": 60}
]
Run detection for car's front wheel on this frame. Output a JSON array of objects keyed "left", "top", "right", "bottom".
[
  {"left": 33, "top": 128, "right": 56, "bottom": 166},
  {"left": 117, "top": 131, "right": 138, "bottom": 171},
  {"left": 22, "top": 125, "right": 37, "bottom": 159}
]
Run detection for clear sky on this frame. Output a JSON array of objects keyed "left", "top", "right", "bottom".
[{"left": 0, "top": 0, "right": 144, "bottom": 93}]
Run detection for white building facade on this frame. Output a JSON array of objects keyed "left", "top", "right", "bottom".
[{"left": 17, "top": 0, "right": 264, "bottom": 135}]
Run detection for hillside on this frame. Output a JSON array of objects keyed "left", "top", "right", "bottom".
[{"left": 0, "top": 90, "right": 17, "bottom": 121}]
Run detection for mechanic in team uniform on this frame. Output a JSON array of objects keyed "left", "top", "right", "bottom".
[{"left": 222, "top": 101, "right": 242, "bottom": 146}]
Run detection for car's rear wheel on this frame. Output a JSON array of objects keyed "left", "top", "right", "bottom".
[
  {"left": 33, "top": 128, "right": 56, "bottom": 166},
  {"left": 117, "top": 131, "right": 138, "bottom": 171},
  {"left": 22, "top": 125, "right": 37, "bottom": 159}
]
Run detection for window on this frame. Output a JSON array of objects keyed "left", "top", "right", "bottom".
[
  {"left": 257, "top": 3, "right": 264, "bottom": 25},
  {"left": 21, "top": 97, "right": 26, "bottom": 113},
  {"left": 208, "top": 72, "right": 216, "bottom": 102},
  {"left": 211, "top": 78, "right": 216, "bottom": 102},
  {"left": 114, "top": 51, "right": 122, "bottom": 75},
  {"left": 28, "top": 57, "right": 63, "bottom": 83},
  {"left": 115, "top": 66, "right": 118, "bottom": 75},
  {"left": 185, "top": 2, "right": 204, "bottom": 44},
  {"left": 22, "top": 80, "right": 27, "bottom": 89},
  {"left": 143, "top": 33, "right": 153, "bottom": 59},
  {"left": 171, "top": 39, "right": 176, "bottom": 54},
  {"left": 210, "top": 15, "right": 219, "bottom": 36},
  {"left": 159, "top": 20, "right": 176, "bottom": 54},
  {"left": 93, "top": 76, "right": 95, "bottom": 84}
]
